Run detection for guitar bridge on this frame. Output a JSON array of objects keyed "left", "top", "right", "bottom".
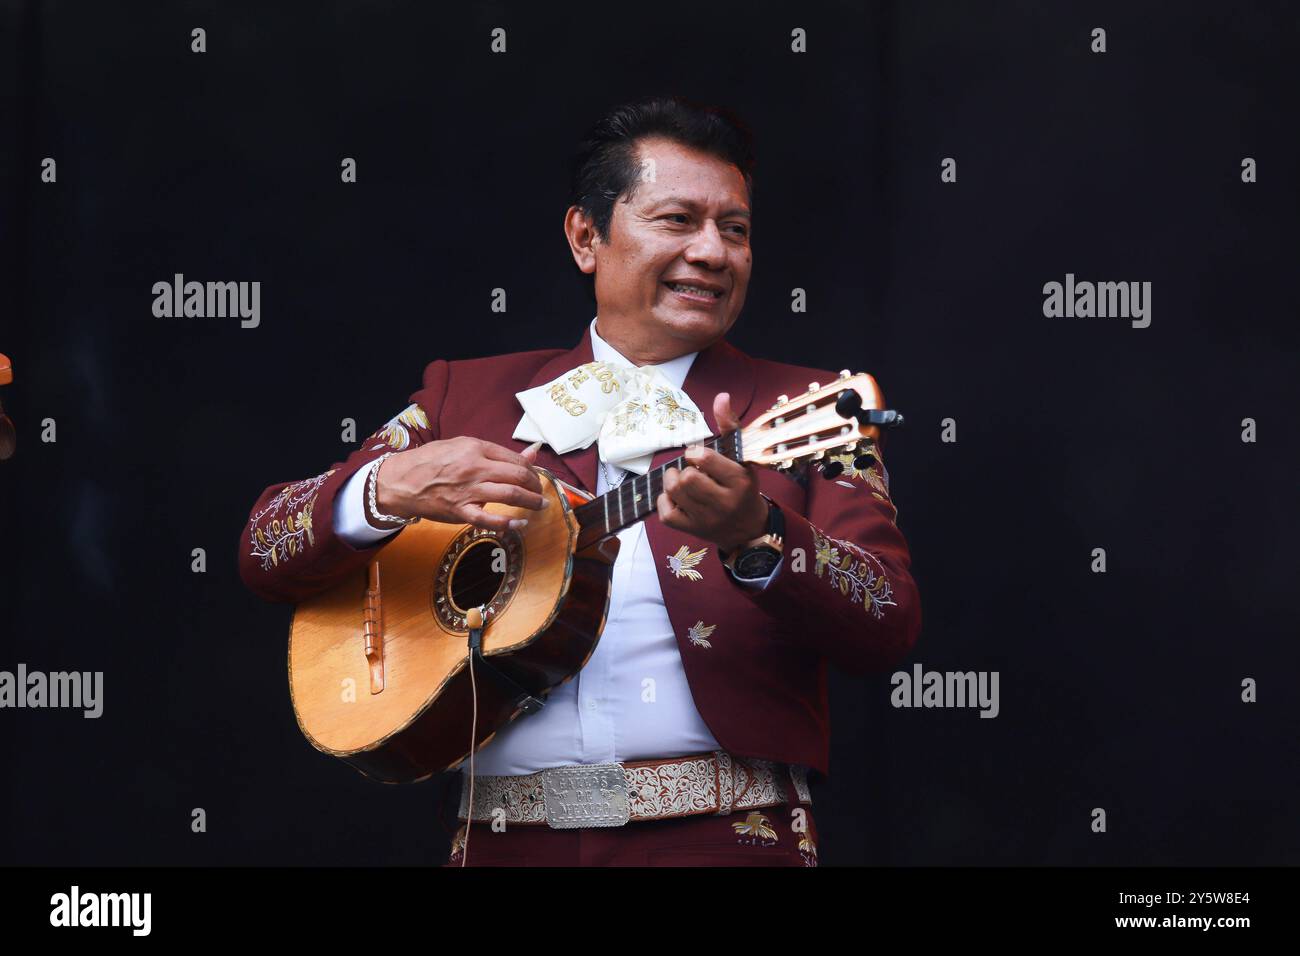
[{"left": 362, "top": 561, "right": 385, "bottom": 694}]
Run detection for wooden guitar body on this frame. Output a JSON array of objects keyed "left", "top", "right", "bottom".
[{"left": 288, "top": 467, "right": 618, "bottom": 783}]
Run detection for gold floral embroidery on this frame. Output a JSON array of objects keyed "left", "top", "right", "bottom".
[
  {"left": 798, "top": 831, "right": 819, "bottom": 866},
  {"left": 448, "top": 823, "right": 467, "bottom": 862},
  {"left": 811, "top": 524, "right": 896, "bottom": 619},
  {"left": 666, "top": 544, "right": 708, "bottom": 581},
  {"left": 610, "top": 399, "right": 650, "bottom": 437},
  {"left": 368, "top": 403, "right": 430, "bottom": 452},
  {"left": 249, "top": 470, "right": 336, "bottom": 570},
  {"left": 733, "top": 812, "right": 778, "bottom": 846},
  {"left": 827, "top": 447, "right": 890, "bottom": 498},
  {"left": 653, "top": 387, "right": 698, "bottom": 430},
  {"left": 608, "top": 386, "right": 699, "bottom": 438},
  {"left": 686, "top": 620, "right": 717, "bottom": 649}
]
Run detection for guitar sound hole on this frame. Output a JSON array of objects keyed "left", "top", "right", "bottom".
[{"left": 449, "top": 539, "right": 507, "bottom": 613}]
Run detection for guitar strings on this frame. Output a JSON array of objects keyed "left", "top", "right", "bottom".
[
  {"left": 455, "top": 437, "right": 733, "bottom": 593},
  {"left": 447, "top": 452, "right": 698, "bottom": 609}
]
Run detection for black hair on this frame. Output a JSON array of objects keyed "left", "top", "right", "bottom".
[{"left": 567, "top": 95, "right": 755, "bottom": 297}]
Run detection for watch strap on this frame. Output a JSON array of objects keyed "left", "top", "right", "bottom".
[{"left": 720, "top": 494, "right": 784, "bottom": 570}]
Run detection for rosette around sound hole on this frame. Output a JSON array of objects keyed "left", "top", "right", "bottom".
[{"left": 432, "top": 527, "right": 524, "bottom": 631}]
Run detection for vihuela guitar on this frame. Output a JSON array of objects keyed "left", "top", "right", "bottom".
[{"left": 288, "top": 371, "right": 900, "bottom": 782}]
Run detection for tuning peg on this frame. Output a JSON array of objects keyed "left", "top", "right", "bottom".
[
  {"left": 808, "top": 381, "right": 821, "bottom": 393},
  {"left": 838, "top": 369, "right": 851, "bottom": 378},
  {"left": 852, "top": 408, "right": 904, "bottom": 429},
  {"left": 835, "top": 389, "right": 862, "bottom": 420},
  {"left": 775, "top": 394, "right": 789, "bottom": 406}
]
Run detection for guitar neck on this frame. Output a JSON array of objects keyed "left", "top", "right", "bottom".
[
  {"left": 569, "top": 371, "right": 891, "bottom": 551},
  {"left": 572, "top": 431, "right": 742, "bottom": 550}
]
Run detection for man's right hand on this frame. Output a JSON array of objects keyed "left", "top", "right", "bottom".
[{"left": 374, "top": 437, "right": 548, "bottom": 533}]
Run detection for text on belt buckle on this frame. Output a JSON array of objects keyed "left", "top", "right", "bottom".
[{"left": 542, "top": 763, "right": 630, "bottom": 829}]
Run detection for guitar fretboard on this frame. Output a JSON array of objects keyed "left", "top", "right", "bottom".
[{"left": 573, "top": 431, "right": 742, "bottom": 550}]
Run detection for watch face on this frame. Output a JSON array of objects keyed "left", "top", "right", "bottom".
[{"left": 735, "top": 547, "right": 781, "bottom": 578}]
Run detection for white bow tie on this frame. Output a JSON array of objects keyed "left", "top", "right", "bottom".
[{"left": 513, "top": 360, "right": 712, "bottom": 475}]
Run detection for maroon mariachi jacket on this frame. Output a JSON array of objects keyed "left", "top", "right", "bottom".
[{"left": 237, "top": 324, "right": 921, "bottom": 778}]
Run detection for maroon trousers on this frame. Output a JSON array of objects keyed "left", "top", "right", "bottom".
[{"left": 445, "top": 802, "right": 820, "bottom": 867}]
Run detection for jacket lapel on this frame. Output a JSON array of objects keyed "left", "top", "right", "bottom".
[
  {"left": 642, "top": 337, "right": 757, "bottom": 664},
  {"left": 648, "top": 335, "right": 756, "bottom": 473}
]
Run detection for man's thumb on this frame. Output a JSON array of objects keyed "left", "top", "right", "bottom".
[{"left": 713, "top": 392, "right": 739, "bottom": 431}]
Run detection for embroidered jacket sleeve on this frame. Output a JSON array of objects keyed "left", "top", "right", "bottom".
[
  {"left": 743, "top": 436, "right": 921, "bottom": 678},
  {"left": 236, "top": 360, "right": 449, "bottom": 604}
]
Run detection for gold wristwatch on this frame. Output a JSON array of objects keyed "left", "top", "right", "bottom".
[{"left": 720, "top": 494, "right": 784, "bottom": 579}]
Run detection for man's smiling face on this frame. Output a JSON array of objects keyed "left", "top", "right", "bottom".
[{"left": 568, "top": 136, "right": 753, "bottom": 363}]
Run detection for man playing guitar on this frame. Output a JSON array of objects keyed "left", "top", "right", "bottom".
[{"left": 238, "top": 96, "right": 921, "bottom": 866}]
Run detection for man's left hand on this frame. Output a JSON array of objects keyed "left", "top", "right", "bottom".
[{"left": 657, "top": 392, "right": 768, "bottom": 552}]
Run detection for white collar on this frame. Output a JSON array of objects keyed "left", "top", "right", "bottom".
[{"left": 588, "top": 317, "right": 698, "bottom": 390}]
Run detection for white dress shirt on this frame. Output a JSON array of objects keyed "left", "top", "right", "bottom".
[{"left": 334, "top": 317, "right": 776, "bottom": 775}]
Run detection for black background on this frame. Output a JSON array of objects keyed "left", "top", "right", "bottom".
[{"left": 1, "top": 0, "right": 1297, "bottom": 866}]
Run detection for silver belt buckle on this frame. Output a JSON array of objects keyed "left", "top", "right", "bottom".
[{"left": 542, "top": 763, "right": 630, "bottom": 829}]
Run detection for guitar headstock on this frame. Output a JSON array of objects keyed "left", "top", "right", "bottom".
[{"left": 739, "top": 370, "right": 903, "bottom": 477}]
